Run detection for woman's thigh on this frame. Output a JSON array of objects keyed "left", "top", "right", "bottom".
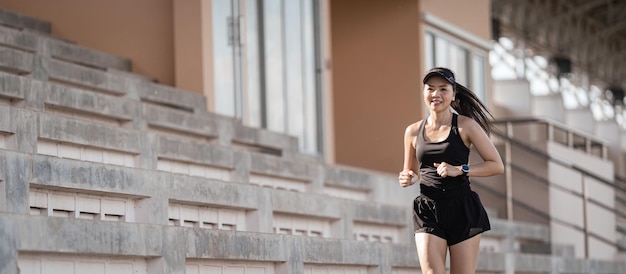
[
  {"left": 448, "top": 234, "right": 481, "bottom": 274},
  {"left": 415, "top": 232, "right": 448, "bottom": 274}
]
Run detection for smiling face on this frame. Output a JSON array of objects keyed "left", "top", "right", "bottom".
[{"left": 423, "top": 76, "right": 455, "bottom": 113}]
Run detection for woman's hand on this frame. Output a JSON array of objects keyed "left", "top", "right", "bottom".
[
  {"left": 434, "top": 162, "right": 463, "bottom": 178},
  {"left": 399, "top": 170, "right": 417, "bottom": 187}
]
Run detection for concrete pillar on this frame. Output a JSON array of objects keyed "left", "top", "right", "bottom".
[
  {"left": 0, "top": 215, "right": 18, "bottom": 274},
  {"left": 31, "top": 36, "right": 50, "bottom": 81},
  {"left": 3, "top": 151, "right": 31, "bottom": 214},
  {"left": 275, "top": 237, "right": 304, "bottom": 274}
]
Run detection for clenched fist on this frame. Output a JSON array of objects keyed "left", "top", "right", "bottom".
[{"left": 398, "top": 170, "right": 417, "bottom": 187}]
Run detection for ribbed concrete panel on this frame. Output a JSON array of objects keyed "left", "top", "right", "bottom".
[
  {"left": 15, "top": 216, "right": 162, "bottom": 256},
  {"left": 0, "top": 45, "right": 33, "bottom": 74},
  {"left": 140, "top": 83, "right": 207, "bottom": 113},
  {"left": 144, "top": 104, "right": 220, "bottom": 138},
  {"left": 49, "top": 39, "right": 131, "bottom": 71},
  {"left": 0, "top": 25, "right": 38, "bottom": 51},
  {"left": 250, "top": 152, "right": 314, "bottom": 181},
  {"left": 44, "top": 81, "right": 135, "bottom": 121},
  {"left": 324, "top": 165, "right": 374, "bottom": 191},
  {"left": 38, "top": 113, "right": 140, "bottom": 154},
  {"left": 0, "top": 8, "right": 51, "bottom": 34},
  {"left": 0, "top": 72, "right": 28, "bottom": 100},
  {"left": 48, "top": 59, "right": 129, "bottom": 95},
  {"left": 0, "top": 105, "right": 14, "bottom": 134},
  {"left": 156, "top": 135, "right": 233, "bottom": 168},
  {"left": 232, "top": 122, "right": 299, "bottom": 156}
]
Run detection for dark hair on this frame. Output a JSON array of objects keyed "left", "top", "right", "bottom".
[{"left": 423, "top": 67, "right": 494, "bottom": 134}]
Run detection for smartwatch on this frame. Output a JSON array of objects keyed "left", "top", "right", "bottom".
[{"left": 461, "top": 164, "right": 470, "bottom": 176}]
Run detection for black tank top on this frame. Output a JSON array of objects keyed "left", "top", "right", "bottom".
[{"left": 415, "top": 113, "right": 470, "bottom": 191}]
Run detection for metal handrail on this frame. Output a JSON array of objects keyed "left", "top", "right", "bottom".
[
  {"left": 493, "top": 117, "right": 609, "bottom": 145},
  {"left": 485, "top": 127, "right": 626, "bottom": 257},
  {"left": 492, "top": 118, "right": 609, "bottom": 159},
  {"left": 491, "top": 127, "right": 623, "bottom": 193},
  {"left": 472, "top": 180, "right": 618, "bottom": 249}
]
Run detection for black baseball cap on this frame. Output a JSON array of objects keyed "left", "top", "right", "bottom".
[{"left": 423, "top": 67, "right": 456, "bottom": 85}]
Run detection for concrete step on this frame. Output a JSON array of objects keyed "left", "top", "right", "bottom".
[
  {"left": 0, "top": 10, "right": 130, "bottom": 71},
  {"left": 3, "top": 212, "right": 626, "bottom": 273},
  {"left": 0, "top": 25, "right": 130, "bottom": 71},
  {"left": 12, "top": 150, "right": 412, "bottom": 242},
  {"left": 0, "top": 8, "right": 51, "bottom": 34}
]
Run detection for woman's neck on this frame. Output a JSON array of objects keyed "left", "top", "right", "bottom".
[{"left": 427, "top": 110, "right": 453, "bottom": 128}]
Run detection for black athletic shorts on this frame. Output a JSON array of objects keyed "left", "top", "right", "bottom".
[{"left": 413, "top": 184, "right": 490, "bottom": 246}]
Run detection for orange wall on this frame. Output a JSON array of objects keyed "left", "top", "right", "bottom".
[
  {"left": 173, "top": 0, "right": 204, "bottom": 94},
  {"left": 421, "top": 0, "right": 491, "bottom": 40},
  {"left": 330, "top": 0, "right": 421, "bottom": 173},
  {"left": 0, "top": 0, "right": 175, "bottom": 86}
]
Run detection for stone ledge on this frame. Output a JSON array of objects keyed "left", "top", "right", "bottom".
[
  {"left": 141, "top": 83, "right": 207, "bottom": 113},
  {"left": 49, "top": 39, "right": 131, "bottom": 71},
  {"left": 250, "top": 152, "right": 316, "bottom": 182},
  {"left": 145, "top": 104, "right": 220, "bottom": 138},
  {"left": 38, "top": 112, "right": 140, "bottom": 154},
  {"left": 0, "top": 8, "right": 51, "bottom": 34},
  {"left": 0, "top": 25, "right": 38, "bottom": 51},
  {"left": 44, "top": 80, "right": 135, "bottom": 121},
  {"left": 156, "top": 135, "right": 232, "bottom": 169},
  {"left": 0, "top": 72, "right": 28, "bottom": 100},
  {"left": 233, "top": 121, "right": 299, "bottom": 156},
  {"left": 48, "top": 59, "right": 128, "bottom": 95},
  {"left": 4, "top": 214, "right": 417, "bottom": 267},
  {"left": 0, "top": 105, "right": 13, "bottom": 133},
  {"left": 0, "top": 45, "right": 33, "bottom": 74},
  {"left": 324, "top": 165, "right": 376, "bottom": 192},
  {"left": 7, "top": 214, "right": 623, "bottom": 273},
  {"left": 0, "top": 24, "right": 130, "bottom": 71},
  {"left": 9, "top": 214, "right": 162, "bottom": 256}
]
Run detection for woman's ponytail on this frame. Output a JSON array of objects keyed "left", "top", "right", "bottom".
[{"left": 451, "top": 84, "right": 494, "bottom": 134}]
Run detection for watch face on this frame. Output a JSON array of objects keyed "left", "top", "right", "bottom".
[{"left": 462, "top": 164, "right": 469, "bottom": 172}]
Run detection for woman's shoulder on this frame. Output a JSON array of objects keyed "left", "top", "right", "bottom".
[
  {"left": 456, "top": 114, "right": 485, "bottom": 137},
  {"left": 404, "top": 120, "right": 424, "bottom": 135},
  {"left": 456, "top": 114, "right": 479, "bottom": 128}
]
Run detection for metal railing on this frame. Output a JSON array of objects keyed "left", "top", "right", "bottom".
[
  {"left": 473, "top": 119, "right": 625, "bottom": 258},
  {"left": 494, "top": 118, "right": 608, "bottom": 159}
]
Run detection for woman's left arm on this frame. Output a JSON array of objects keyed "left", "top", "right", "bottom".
[{"left": 460, "top": 117, "right": 504, "bottom": 177}]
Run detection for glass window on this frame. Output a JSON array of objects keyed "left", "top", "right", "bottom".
[
  {"left": 212, "top": 0, "right": 321, "bottom": 155},
  {"left": 212, "top": 0, "right": 237, "bottom": 117},
  {"left": 472, "top": 54, "right": 486, "bottom": 101},
  {"left": 434, "top": 36, "right": 449, "bottom": 68},
  {"left": 245, "top": 0, "right": 262, "bottom": 127},
  {"left": 263, "top": 0, "right": 286, "bottom": 132},
  {"left": 425, "top": 29, "right": 488, "bottom": 102},
  {"left": 424, "top": 33, "right": 434, "bottom": 70}
]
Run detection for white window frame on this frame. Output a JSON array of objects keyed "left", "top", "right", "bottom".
[{"left": 424, "top": 25, "right": 490, "bottom": 104}]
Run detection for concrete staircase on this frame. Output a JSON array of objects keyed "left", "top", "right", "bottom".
[{"left": 0, "top": 8, "right": 625, "bottom": 274}]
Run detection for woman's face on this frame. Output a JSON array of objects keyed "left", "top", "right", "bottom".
[{"left": 423, "top": 76, "right": 455, "bottom": 113}]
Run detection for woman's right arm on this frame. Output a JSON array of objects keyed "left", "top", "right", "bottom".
[{"left": 399, "top": 122, "right": 420, "bottom": 187}]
